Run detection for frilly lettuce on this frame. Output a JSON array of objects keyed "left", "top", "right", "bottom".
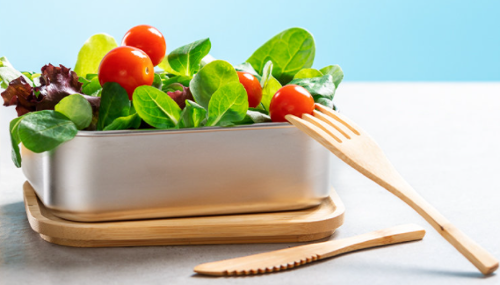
[{"left": 1, "top": 64, "right": 100, "bottom": 118}]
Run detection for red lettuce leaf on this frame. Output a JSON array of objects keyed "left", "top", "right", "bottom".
[
  {"left": 167, "top": 86, "right": 194, "bottom": 109},
  {"left": 36, "top": 64, "right": 84, "bottom": 110},
  {"left": 1, "top": 64, "right": 100, "bottom": 124},
  {"left": 1, "top": 76, "right": 42, "bottom": 116}
]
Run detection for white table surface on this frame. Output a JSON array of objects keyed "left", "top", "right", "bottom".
[{"left": 1, "top": 83, "right": 499, "bottom": 284}]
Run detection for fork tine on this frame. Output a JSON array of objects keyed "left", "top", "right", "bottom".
[
  {"left": 315, "top": 104, "right": 361, "bottom": 136},
  {"left": 285, "top": 115, "right": 341, "bottom": 148},
  {"left": 312, "top": 110, "right": 351, "bottom": 139},
  {"left": 302, "top": 114, "right": 343, "bottom": 143}
]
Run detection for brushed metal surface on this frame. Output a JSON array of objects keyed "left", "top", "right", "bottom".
[{"left": 22, "top": 123, "right": 331, "bottom": 222}]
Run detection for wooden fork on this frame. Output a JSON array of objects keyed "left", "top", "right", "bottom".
[{"left": 285, "top": 104, "right": 498, "bottom": 275}]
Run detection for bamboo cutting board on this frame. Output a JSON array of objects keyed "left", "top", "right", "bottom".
[{"left": 23, "top": 182, "right": 345, "bottom": 247}]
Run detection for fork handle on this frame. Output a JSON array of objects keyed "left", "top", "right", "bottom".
[
  {"left": 286, "top": 111, "right": 497, "bottom": 274},
  {"left": 391, "top": 182, "right": 499, "bottom": 275}
]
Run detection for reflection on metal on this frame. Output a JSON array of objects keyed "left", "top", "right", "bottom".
[{"left": 22, "top": 124, "right": 331, "bottom": 222}]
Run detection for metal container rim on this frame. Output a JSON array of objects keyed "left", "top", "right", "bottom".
[{"left": 76, "top": 122, "right": 292, "bottom": 137}]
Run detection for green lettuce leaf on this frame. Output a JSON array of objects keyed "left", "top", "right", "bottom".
[
  {"left": 55, "top": 94, "right": 93, "bottom": 130},
  {"left": 74, "top": 33, "right": 118, "bottom": 78}
]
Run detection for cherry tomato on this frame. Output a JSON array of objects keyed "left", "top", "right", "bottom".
[
  {"left": 269, "top": 85, "right": 315, "bottom": 122},
  {"left": 237, "top": 71, "right": 262, "bottom": 108},
  {"left": 122, "top": 25, "right": 166, "bottom": 66},
  {"left": 98, "top": 46, "right": 154, "bottom": 100}
]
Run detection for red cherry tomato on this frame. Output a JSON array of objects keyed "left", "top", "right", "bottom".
[
  {"left": 122, "top": 25, "right": 166, "bottom": 66},
  {"left": 237, "top": 71, "right": 262, "bottom": 108},
  {"left": 98, "top": 46, "right": 154, "bottom": 100},
  {"left": 269, "top": 85, "right": 315, "bottom": 122}
]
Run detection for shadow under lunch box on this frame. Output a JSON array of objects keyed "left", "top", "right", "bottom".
[{"left": 21, "top": 123, "right": 331, "bottom": 222}]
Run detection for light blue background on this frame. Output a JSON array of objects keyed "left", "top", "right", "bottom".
[{"left": 1, "top": 0, "right": 498, "bottom": 81}]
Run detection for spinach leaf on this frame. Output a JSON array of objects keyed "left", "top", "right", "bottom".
[
  {"left": 78, "top": 76, "right": 88, "bottom": 84},
  {"left": 86, "top": 73, "right": 98, "bottom": 80},
  {"left": 97, "top": 83, "right": 130, "bottom": 130},
  {"left": 18, "top": 110, "right": 78, "bottom": 153},
  {"left": 168, "top": 38, "right": 211, "bottom": 77},
  {"left": 293, "top": 68, "right": 323, "bottom": 80},
  {"left": 103, "top": 113, "right": 141, "bottom": 131},
  {"left": 158, "top": 55, "right": 180, "bottom": 75},
  {"left": 74, "top": 33, "right": 118, "bottom": 78},
  {"left": 161, "top": 75, "right": 192, "bottom": 90},
  {"left": 288, "top": 74, "right": 336, "bottom": 108},
  {"left": 259, "top": 61, "right": 282, "bottom": 111},
  {"left": 315, "top": 97, "right": 336, "bottom": 108},
  {"left": 248, "top": 107, "right": 268, "bottom": 114},
  {"left": 81, "top": 76, "right": 102, "bottom": 96},
  {"left": 234, "top": 62, "right": 262, "bottom": 81},
  {"left": 153, "top": 73, "right": 163, "bottom": 89},
  {"left": 129, "top": 103, "right": 137, "bottom": 115},
  {"left": 320, "top": 65, "right": 344, "bottom": 88},
  {"left": 10, "top": 116, "right": 24, "bottom": 168},
  {"left": 178, "top": 100, "right": 207, "bottom": 128},
  {"left": 164, "top": 83, "right": 184, "bottom": 92},
  {"left": 247, "top": 27, "right": 315, "bottom": 84},
  {"left": 102, "top": 103, "right": 141, "bottom": 131},
  {"left": 189, "top": 60, "right": 239, "bottom": 109},
  {"left": 133, "top": 85, "right": 182, "bottom": 128},
  {"left": 55, "top": 94, "right": 93, "bottom": 130},
  {"left": 239, "top": 110, "right": 272, "bottom": 124},
  {"left": 206, "top": 82, "right": 248, "bottom": 127}
]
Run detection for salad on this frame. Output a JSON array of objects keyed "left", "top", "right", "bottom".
[{"left": 0, "top": 26, "right": 344, "bottom": 168}]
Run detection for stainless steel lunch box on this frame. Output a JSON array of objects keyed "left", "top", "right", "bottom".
[{"left": 22, "top": 123, "right": 331, "bottom": 222}]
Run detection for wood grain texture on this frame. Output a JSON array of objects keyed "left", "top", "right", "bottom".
[
  {"left": 23, "top": 181, "right": 345, "bottom": 247},
  {"left": 194, "top": 224, "right": 426, "bottom": 276},
  {"left": 285, "top": 104, "right": 499, "bottom": 276}
]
